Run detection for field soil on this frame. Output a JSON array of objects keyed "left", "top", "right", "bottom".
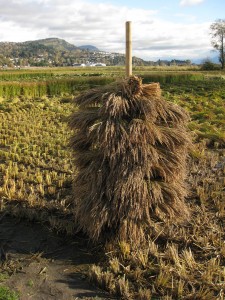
[{"left": 0, "top": 213, "right": 114, "bottom": 300}]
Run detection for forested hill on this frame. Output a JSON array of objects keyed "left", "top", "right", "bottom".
[
  {"left": 0, "top": 37, "right": 192, "bottom": 67},
  {"left": 0, "top": 37, "right": 147, "bottom": 67}
]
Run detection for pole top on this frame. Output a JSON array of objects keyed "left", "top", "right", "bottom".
[{"left": 126, "top": 21, "right": 132, "bottom": 77}]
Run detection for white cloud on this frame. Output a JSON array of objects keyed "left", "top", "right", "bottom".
[
  {"left": 132, "top": 19, "right": 211, "bottom": 60},
  {"left": 180, "top": 0, "right": 204, "bottom": 7},
  {"left": 0, "top": 0, "right": 212, "bottom": 61}
]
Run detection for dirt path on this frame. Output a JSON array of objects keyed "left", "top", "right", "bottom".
[{"left": 0, "top": 213, "right": 115, "bottom": 300}]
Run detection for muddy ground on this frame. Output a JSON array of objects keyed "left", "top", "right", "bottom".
[{"left": 0, "top": 213, "right": 115, "bottom": 300}]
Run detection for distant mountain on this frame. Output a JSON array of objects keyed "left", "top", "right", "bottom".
[
  {"left": 78, "top": 45, "right": 100, "bottom": 52},
  {"left": 0, "top": 37, "right": 194, "bottom": 68},
  {"left": 192, "top": 54, "right": 220, "bottom": 65},
  {"left": 0, "top": 37, "right": 148, "bottom": 67},
  {"left": 27, "top": 37, "right": 78, "bottom": 51},
  {"left": 0, "top": 38, "right": 92, "bottom": 67}
]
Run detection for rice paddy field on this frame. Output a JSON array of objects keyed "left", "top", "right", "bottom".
[{"left": 0, "top": 66, "right": 225, "bottom": 299}]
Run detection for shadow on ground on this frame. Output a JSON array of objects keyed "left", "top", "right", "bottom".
[{"left": 0, "top": 213, "right": 116, "bottom": 300}]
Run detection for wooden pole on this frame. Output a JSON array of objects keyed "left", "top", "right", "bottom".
[{"left": 126, "top": 21, "right": 132, "bottom": 77}]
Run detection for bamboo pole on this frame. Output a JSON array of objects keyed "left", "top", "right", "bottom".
[{"left": 126, "top": 21, "right": 132, "bottom": 77}]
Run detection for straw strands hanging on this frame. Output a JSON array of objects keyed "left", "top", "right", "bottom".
[{"left": 69, "top": 76, "right": 191, "bottom": 244}]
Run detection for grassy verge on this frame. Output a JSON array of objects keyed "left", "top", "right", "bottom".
[
  {"left": 0, "top": 286, "right": 19, "bottom": 300},
  {"left": 0, "top": 273, "right": 19, "bottom": 300}
]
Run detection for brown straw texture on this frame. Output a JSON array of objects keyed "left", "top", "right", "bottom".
[{"left": 69, "top": 76, "right": 191, "bottom": 244}]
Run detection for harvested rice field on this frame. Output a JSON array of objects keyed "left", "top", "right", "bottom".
[{"left": 0, "top": 68, "right": 225, "bottom": 299}]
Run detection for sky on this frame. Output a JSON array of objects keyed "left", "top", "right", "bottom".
[{"left": 0, "top": 0, "right": 224, "bottom": 62}]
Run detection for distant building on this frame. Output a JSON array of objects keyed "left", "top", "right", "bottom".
[
  {"left": 95, "top": 63, "right": 106, "bottom": 66},
  {"left": 78, "top": 62, "right": 107, "bottom": 67},
  {"left": 73, "top": 63, "right": 86, "bottom": 67}
]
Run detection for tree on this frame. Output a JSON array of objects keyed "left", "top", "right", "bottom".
[
  {"left": 210, "top": 19, "right": 225, "bottom": 69},
  {"left": 201, "top": 58, "right": 220, "bottom": 71},
  {"left": 185, "top": 59, "right": 191, "bottom": 65}
]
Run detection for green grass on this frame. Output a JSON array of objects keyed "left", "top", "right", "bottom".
[
  {"left": 0, "top": 77, "right": 115, "bottom": 98},
  {"left": 0, "top": 274, "right": 9, "bottom": 282},
  {"left": 0, "top": 286, "right": 19, "bottom": 300},
  {"left": 0, "top": 274, "right": 19, "bottom": 300}
]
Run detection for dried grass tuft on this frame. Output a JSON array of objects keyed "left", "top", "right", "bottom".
[{"left": 69, "top": 76, "right": 191, "bottom": 244}]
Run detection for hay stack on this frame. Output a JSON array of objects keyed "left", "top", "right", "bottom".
[{"left": 69, "top": 76, "right": 191, "bottom": 243}]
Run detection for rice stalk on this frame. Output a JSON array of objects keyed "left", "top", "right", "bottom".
[{"left": 69, "top": 76, "right": 191, "bottom": 244}]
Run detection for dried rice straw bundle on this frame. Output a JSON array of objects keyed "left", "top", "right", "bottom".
[{"left": 69, "top": 76, "right": 191, "bottom": 244}]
